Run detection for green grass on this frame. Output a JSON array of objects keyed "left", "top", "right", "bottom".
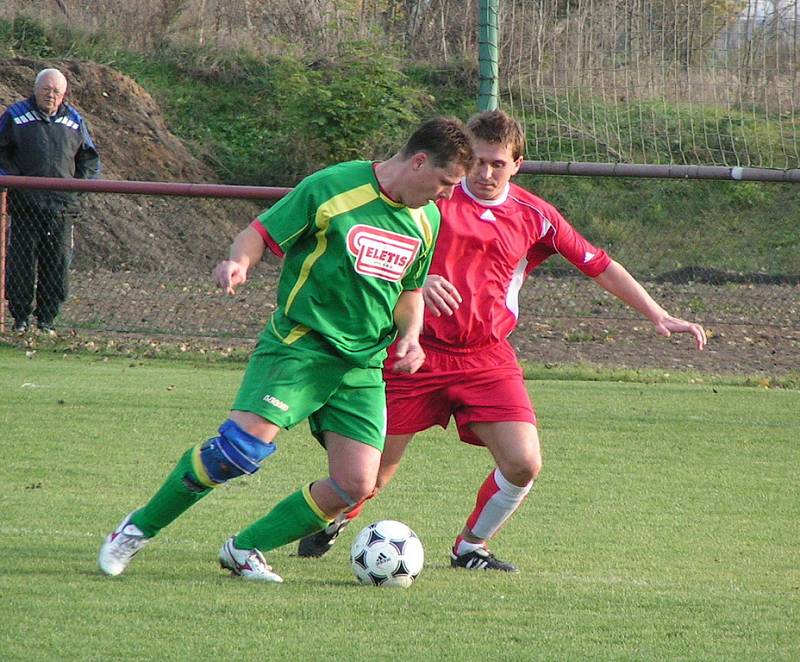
[{"left": 1, "top": 347, "right": 798, "bottom": 660}]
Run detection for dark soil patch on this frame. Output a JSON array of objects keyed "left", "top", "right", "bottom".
[
  {"left": 0, "top": 57, "right": 259, "bottom": 272},
  {"left": 5, "top": 266, "right": 796, "bottom": 380}
]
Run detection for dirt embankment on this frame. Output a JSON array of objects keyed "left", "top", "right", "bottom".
[{"left": 0, "top": 57, "right": 259, "bottom": 271}]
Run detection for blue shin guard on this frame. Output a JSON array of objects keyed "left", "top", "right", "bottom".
[{"left": 191, "top": 419, "right": 276, "bottom": 488}]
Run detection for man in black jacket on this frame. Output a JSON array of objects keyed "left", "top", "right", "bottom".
[{"left": 0, "top": 67, "right": 100, "bottom": 334}]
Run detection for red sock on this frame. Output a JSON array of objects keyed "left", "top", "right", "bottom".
[
  {"left": 345, "top": 499, "right": 366, "bottom": 521},
  {"left": 459, "top": 468, "right": 532, "bottom": 547}
]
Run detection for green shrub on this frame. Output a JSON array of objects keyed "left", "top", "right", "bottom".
[
  {"left": 271, "top": 42, "right": 431, "bottom": 176},
  {"left": 0, "top": 16, "right": 53, "bottom": 57}
]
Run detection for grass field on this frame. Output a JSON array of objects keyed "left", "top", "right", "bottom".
[{"left": 1, "top": 346, "right": 798, "bottom": 660}]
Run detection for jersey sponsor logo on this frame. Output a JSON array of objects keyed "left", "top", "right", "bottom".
[
  {"left": 262, "top": 394, "right": 289, "bottom": 412},
  {"left": 479, "top": 209, "right": 496, "bottom": 222},
  {"left": 346, "top": 225, "right": 421, "bottom": 282},
  {"left": 583, "top": 251, "right": 596, "bottom": 263}
]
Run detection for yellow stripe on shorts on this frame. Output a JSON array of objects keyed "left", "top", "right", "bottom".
[{"left": 269, "top": 315, "right": 311, "bottom": 345}]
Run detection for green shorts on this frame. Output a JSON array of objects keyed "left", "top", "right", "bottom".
[{"left": 232, "top": 327, "right": 386, "bottom": 450}]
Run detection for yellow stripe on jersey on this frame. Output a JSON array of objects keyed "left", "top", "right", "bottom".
[
  {"left": 285, "top": 183, "right": 379, "bottom": 315},
  {"left": 378, "top": 191, "right": 404, "bottom": 208},
  {"left": 302, "top": 483, "right": 331, "bottom": 522},
  {"left": 407, "top": 206, "right": 434, "bottom": 248},
  {"left": 377, "top": 190, "right": 435, "bottom": 247}
]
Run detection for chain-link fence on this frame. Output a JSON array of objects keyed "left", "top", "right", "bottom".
[
  {"left": 1, "top": 178, "right": 798, "bottom": 377},
  {"left": 1, "top": 190, "right": 75, "bottom": 333}
]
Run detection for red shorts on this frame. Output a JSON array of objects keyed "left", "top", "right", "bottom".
[{"left": 383, "top": 339, "right": 536, "bottom": 446}]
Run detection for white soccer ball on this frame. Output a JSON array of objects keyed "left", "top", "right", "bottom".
[{"left": 350, "top": 520, "right": 424, "bottom": 588}]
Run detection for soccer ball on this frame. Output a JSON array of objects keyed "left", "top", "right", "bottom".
[{"left": 350, "top": 520, "right": 424, "bottom": 588}]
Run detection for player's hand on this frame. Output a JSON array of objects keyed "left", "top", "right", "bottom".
[
  {"left": 654, "top": 315, "right": 707, "bottom": 350},
  {"left": 213, "top": 260, "right": 247, "bottom": 295},
  {"left": 423, "top": 274, "right": 462, "bottom": 317},
  {"left": 391, "top": 336, "right": 426, "bottom": 374}
]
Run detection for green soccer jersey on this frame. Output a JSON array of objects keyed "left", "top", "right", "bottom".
[{"left": 254, "top": 160, "right": 440, "bottom": 368}]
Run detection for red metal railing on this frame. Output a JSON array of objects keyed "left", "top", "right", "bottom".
[{"left": 0, "top": 176, "right": 290, "bottom": 335}]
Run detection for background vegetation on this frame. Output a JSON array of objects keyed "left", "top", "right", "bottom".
[{"left": 2, "top": 14, "right": 797, "bottom": 277}]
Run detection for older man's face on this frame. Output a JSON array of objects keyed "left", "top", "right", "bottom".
[{"left": 34, "top": 73, "right": 67, "bottom": 116}]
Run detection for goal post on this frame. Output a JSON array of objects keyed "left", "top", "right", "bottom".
[
  {"left": 491, "top": 0, "right": 800, "bottom": 179},
  {"left": 478, "top": 0, "right": 500, "bottom": 112}
]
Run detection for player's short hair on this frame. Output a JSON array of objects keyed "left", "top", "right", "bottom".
[
  {"left": 467, "top": 110, "right": 526, "bottom": 160},
  {"left": 401, "top": 117, "right": 474, "bottom": 171}
]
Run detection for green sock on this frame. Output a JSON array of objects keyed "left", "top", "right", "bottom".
[
  {"left": 130, "top": 447, "right": 212, "bottom": 538},
  {"left": 234, "top": 484, "right": 330, "bottom": 552}
]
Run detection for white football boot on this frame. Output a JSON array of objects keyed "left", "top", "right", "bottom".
[
  {"left": 219, "top": 537, "right": 283, "bottom": 583},
  {"left": 98, "top": 512, "right": 151, "bottom": 576}
]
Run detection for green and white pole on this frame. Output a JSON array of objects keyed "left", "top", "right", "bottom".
[{"left": 478, "top": 0, "right": 499, "bottom": 111}]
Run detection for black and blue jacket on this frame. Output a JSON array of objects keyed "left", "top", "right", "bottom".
[{"left": 0, "top": 96, "right": 101, "bottom": 212}]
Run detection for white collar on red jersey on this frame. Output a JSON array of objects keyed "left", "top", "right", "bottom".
[{"left": 460, "top": 178, "right": 511, "bottom": 207}]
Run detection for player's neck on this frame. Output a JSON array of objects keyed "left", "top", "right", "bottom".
[{"left": 373, "top": 157, "right": 404, "bottom": 204}]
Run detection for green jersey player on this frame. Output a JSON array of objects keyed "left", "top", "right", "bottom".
[{"left": 98, "top": 117, "right": 474, "bottom": 582}]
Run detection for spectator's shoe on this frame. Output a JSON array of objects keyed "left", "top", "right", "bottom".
[
  {"left": 297, "top": 518, "right": 349, "bottom": 558},
  {"left": 219, "top": 537, "right": 283, "bottom": 583},
  {"left": 98, "top": 513, "right": 151, "bottom": 576},
  {"left": 450, "top": 546, "right": 519, "bottom": 572},
  {"left": 12, "top": 319, "right": 28, "bottom": 334},
  {"left": 36, "top": 321, "right": 56, "bottom": 336}
]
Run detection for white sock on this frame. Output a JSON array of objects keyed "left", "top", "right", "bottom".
[
  {"left": 455, "top": 539, "right": 486, "bottom": 556},
  {"left": 465, "top": 468, "right": 533, "bottom": 542}
]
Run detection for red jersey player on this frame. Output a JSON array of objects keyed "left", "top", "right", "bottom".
[{"left": 298, "top": 110, "right": 707, "bottom": 570}]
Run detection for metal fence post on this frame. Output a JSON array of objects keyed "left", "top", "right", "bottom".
[
  {"left": 478, "top": 0, "right": 499, "bottom": 112},
  {"left": 0, "top": 189, "right": 6, "bottom": 333}
]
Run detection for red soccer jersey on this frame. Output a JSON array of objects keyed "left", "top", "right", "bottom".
[{"left": 424, "top": 179, "right": 611, "bottom": 349}]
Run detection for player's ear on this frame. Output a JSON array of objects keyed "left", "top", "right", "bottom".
[
  {"left": 511, "top": 155, "right": 523, "bottom": 176},
  {"left": 411, "top": 152, "right": 428, "bottom": 171}
]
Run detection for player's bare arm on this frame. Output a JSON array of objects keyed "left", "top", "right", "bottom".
[
  {"left": 422, "top": 274, "right": 462, "bottom": 317},
  {"left": 391, "top": 289, "right": 426, "bottom": 374},
  {"left": 213, "top": 225, "right": 267, "bottom": 295},
  {"left": 593, "top": 260, "right": 707, "bottom": 350}
]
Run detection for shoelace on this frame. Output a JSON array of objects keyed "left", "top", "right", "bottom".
[
  {"left": 239, "top": 548, "right": 274, "bottom": 573},
  {"left": 111, "top": 534, "right": 146, "bottom": 559}
]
